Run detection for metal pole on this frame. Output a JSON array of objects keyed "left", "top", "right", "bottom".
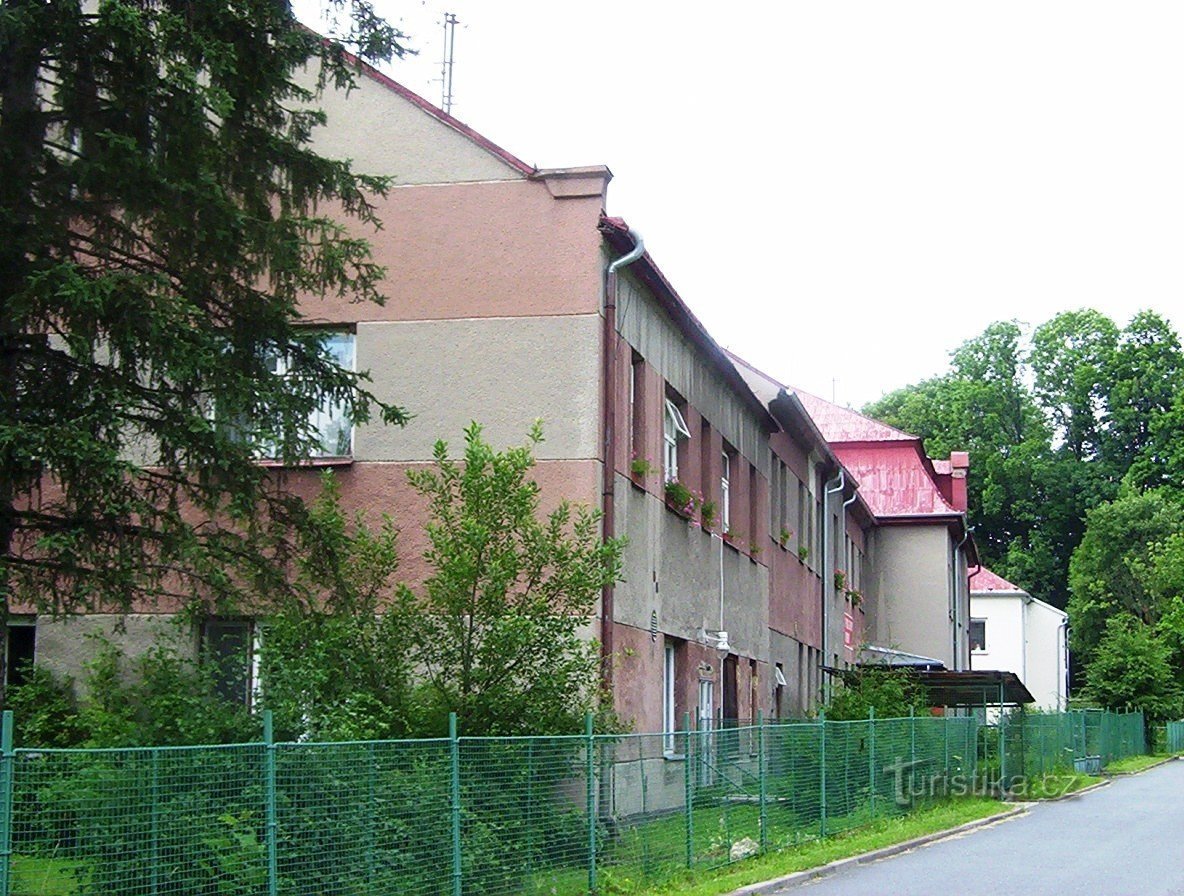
[
  {"left": 0, "top": 711, "right": 13, "bottom": 896},
  {"left": 684, "top": 711, "right": 694, "bottom": 869},
  {"left": 819, "top": 710, "right": 827, "bottom": 838},
  {"left": 449, "top": 712, "right": 462, "bottom": 896},
  {"left": 997, "top": 683, "right": 1006, "bottom": 794},
  {"left": 366, "top": 742, "right": 376, "bottom": 888},
  {"left": 757, "top": 711, "right": 768, "bottom": 852},
  {"left": 263, "top": 710, "right": 278, "bottom": 896},
  {"left": 910, "top": 706, "right": 916, "bottom": 776},
  {"left": 868, "top": 708, "right": 876, "bottom": 818},
  {"left": 525, "top": 739, "right": 534, "bottom": 874},
  {"left": 585, "top": 712, "right": 597, "bottom": 895},
  {"left": 150, "top": 751, "right": 160, "bottom": 896}
]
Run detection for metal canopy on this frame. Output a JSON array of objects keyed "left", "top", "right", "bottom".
[{"left": 913, "top": 670, "right": 1035, "bottom": 707}]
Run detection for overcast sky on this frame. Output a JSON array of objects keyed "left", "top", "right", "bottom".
[{"left": 299, "top": 1, "right": 1183, "bottom": 408}]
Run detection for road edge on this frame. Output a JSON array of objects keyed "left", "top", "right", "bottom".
[{"left": 724, "top": 804, "right": 1028, "bottom": 896}]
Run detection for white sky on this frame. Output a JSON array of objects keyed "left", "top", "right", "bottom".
[{"left": 300, "top": 1, "right": 1184, "bottom": 408}]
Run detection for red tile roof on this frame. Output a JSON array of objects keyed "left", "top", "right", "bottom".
[{"left": 970, "top": 567, "right": 1026, "bottom": 593}]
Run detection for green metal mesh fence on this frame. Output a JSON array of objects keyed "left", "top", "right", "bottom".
[
  {"left": 0, "top": 708, "right": 1145, "bottom": 895},
  {"left": 1167, "top": 721, "right": 1184, "bottom": 754},
  {"left": 975, "top": 708, "right": 1145, "bottom": 788}
]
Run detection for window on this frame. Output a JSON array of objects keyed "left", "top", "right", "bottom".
[
  {"left": 629, "top": 353, "right": 643, "bottom": 461},
  {"left": 223, "top": 332, "right": 355, "bottom": 459},
  {"left": 6, "top": 620, "right": 35, "bottom": 690},
  {"left": 797, "top": 481, "right": 808, "bottom": 555},
  {"left": 663, "top": 640, "right": 679, "bottom": 755},
  {"left": 203, "top": 618, "right": 261, "bottom": 706},
  {"left": 663, "top": 398, "right": 690, "bottom": 483},
  {"left": 970, "top": 618, "right": 987, "bottom": 653},
  {"left": 721, "top": 451, "right": 732, "bottom": 530},
  {"left": 774, "top": 663, "right": 786, "bottom": 718}
]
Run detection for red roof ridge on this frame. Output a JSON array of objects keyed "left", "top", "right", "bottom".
[{"left": 970, "top": 567, "right": 1026, "bottom": 593}]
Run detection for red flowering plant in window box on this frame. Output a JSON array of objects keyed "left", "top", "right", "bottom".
[{"left": 663, "top": 479, "right": 699, "bottom": 520}]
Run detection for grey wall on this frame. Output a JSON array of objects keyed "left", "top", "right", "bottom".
[
  {"left": 614, "top": 268, "right": 769, "bottom": 478},
  {"left": 355, "top": 315, "right": 602, "bottom": 461},
  {"left": 34, "top": 614, "right": 193, "bottom": 694},
  {"left": 868, "top": 525, "right": 956, "bottom": 667},
  {"left": 297, "top": 63, "right": 524, "bottom": 184},
  {"left": 615, "top": 479, "right": 769, "bottom": 663}
]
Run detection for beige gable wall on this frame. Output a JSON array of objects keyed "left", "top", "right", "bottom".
[{"left": 296, "top": 64, "right": 526, "bottom": 183}]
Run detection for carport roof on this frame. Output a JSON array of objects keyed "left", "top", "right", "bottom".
[{"left": 915, "top": 670, "right": 1035, "bottom": 707}]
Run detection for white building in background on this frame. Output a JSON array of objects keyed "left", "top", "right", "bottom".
[{"left": 969, "top": 568, "right": 1069, "bottom": 710}]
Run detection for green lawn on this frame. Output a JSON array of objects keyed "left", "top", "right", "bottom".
[
  {"left": 1012, "top": 771, "right": 1103, "bottom": 800},
  {"left": 12, "top": 855, "right": 82, "bottom": 896},
  {"left": 1105, "top": 754, "right": 1174, "bottom": 775},
  {"left": 612, "top": 797, "right": 1006, "bottom": 896}
]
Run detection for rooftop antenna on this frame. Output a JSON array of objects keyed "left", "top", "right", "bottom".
[{"left": 440, "top": 12, "right": 458, "bottom": 115}]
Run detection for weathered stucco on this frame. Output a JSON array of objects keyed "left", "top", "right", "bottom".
[
  {"left": 353, "top": 315, "right": 601, "bottom": 462},
  {"left": 34, "top": 614, "right": 193, "bottom": 694},
  {"left": 301, "top": 181, "right": 605, "bottom": 325},
  {"left": 614, "top": 267, "right": 769, "bottom": 476},
  {"left": 868, "top": 524, "right": 957, "bottom": 666},
  {"left": 296, "top": 63, "right": 525, "bottom": 184},
  {"left": 614, "top": 476, "right": 769, "bottom": 664}
]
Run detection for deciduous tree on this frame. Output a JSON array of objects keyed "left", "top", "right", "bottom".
[{"left": 397, "top": 423, "right": 625, "bottom": 736}]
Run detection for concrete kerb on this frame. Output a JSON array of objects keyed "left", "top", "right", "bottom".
[{"left": 724, "top": 805, "right": 1027, "bottom": 896}]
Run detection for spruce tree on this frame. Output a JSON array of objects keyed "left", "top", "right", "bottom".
[{"left": 0, "top": 0, "right": 409, "bottom": 695}]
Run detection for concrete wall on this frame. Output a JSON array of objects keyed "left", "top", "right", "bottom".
[
  {"left": 1025, "top": 599, "right": 1068, "bottom": 710},
  {"left": 33, "top": 614, "right": 193, "bottom": 693},
  {"left": 304, "top": 180, "right": 606, "bottom": 326},
  {"left": 868, "top": 525, "right": 957, "bottom": 667},
  {"left": 968, "top": 594, "right": 1024, "bottom": 678}
]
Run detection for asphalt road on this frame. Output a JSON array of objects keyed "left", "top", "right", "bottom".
[{"left": 772, "top": 759, "right": 1184, "bottom": 896}]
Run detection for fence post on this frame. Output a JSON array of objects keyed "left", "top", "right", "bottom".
[
  {"left": 910, "top": 706, "right": 916, "bottom": 775},
  {"left": 366, "top": 742, "right": 376, "bottom": 889},
  {"left": 684, "top": 711, "right": 694, "bottom": 869},
  {"left": 0, "top": 711, "right": 13, "bottom": 896},
  {"left": 819, "top": 710, "right": 827, "bottom": 839},
  {"left": 585, "top": 713, "right": 597, "bottom": 895},
  {"left": 998, "top": 712, "right": 1006, "bottom": 794},
  {"left": 263, "top": 710, "right": 278, "bottom": 896},
  {"left": 150, "top": 750, "right": 160, "bottom": 896},
  {"left": 449, "top": 712, "right": 462, "bottom": 896},
  {"left": 757, "top": 711, "right": 767, "bottom": 852},
  {"left": 868, "top": 708, "right": 875, "bottom": 818}
]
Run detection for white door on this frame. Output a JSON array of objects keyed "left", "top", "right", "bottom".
[{"left": 698, "top": 679, "right": 715, "bottom": 786}]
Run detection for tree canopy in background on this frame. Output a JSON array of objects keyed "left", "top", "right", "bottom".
[
  {"left": 0, "top": 0, "right": 411, "bottom": 693},
  {"left": 863, "top": 309, "right": 1184, "bottom": 708}
]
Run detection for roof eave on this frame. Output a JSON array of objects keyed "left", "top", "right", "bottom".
[{"left": 599, "top": 218, "right": 778, "bottom": 432}]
